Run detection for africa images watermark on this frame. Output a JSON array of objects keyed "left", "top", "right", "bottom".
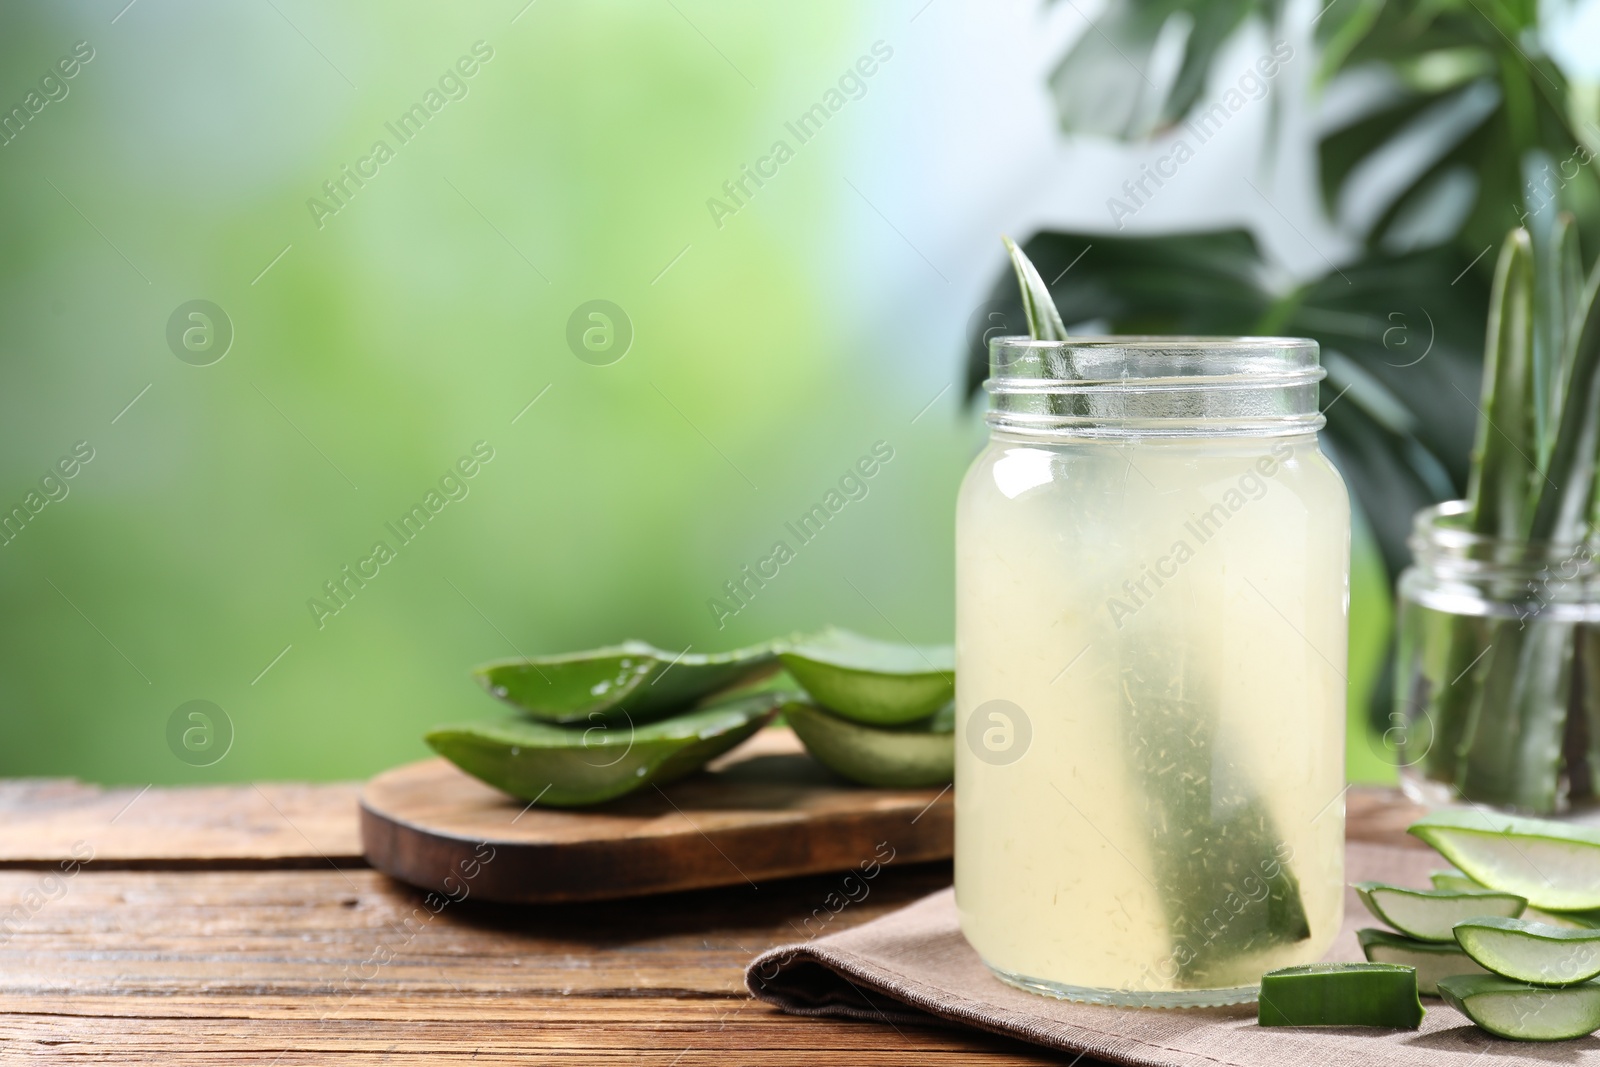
[
  {"left": 706, "top": 440, "right": 895, "bottom": 629},
  {"left": 705, "top": 40, "right": 894, "bottom": 230},
  {"left": 306, "top": 40, "right": 495, "bottom": 229},
  {"left": 0, "top": 840, "right": 93, "bottom": 947},
  {"left": 749, "top": 841, "right": 896, "bottom": 985},
  {"left": 0, "top": 40, "right": 95, "bottom": 149},
  {"left": 336, "top": 841, "right": 495, "bottom": 995},
  {"left": 1106, "top": 40, "right": 1294, "bottom": 230},
  {"left": 307, "top": 441, "right": 496, "bottom": 629},
  {"left": 1104, "top": 441, "right": 1294, "bottom": 628},
  {"left": 1, "top": 440, "right": 96, "bottom": 548}
]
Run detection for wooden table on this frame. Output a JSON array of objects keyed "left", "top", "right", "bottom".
[{"left": 0, "top": 778, "right": 1421, "bottom": 1064}]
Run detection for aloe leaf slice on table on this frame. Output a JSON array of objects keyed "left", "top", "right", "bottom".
[
  {"left": 1358, "top": 928, "right": 1488, "bottom": 995},
  {"left": 782, "top": 700, "right": 953, "bottom": 788},
  {"left": 425, "top": 691, "right": 782, "bottom": 807},
  {"left": 1409, "top": 809, "right": 1600, "bottom": 910},
  {"left": 1355, "top": 881, "right": 1526, "bottom": 941},
  {"left": 1430, "top": 869, "right": 1483, "bottom": 892},
  {"left": 777, "top": 628, "right": 953, "bottom": 726},
  {"left": 474, "top": 640, "right": 777, "bottom": 725},
  {"left": 1454, "top": 917, "right": 1600, "bottom": 986},
  {"left": 1437, "top": 974, "right": 1600, "bottom": 1041},
  {"left": 1258, "top": 963, "right": 1425, "bottom": 1028}
]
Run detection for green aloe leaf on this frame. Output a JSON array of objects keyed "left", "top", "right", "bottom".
[
  {"left": 1457, "top": 253, "right": 1600, "bottom": 812},
  {"left": 777, "top": 627, "right": 953, "bottom": 726},
  {"left": 781, "top": 699, "right": 952, "bottom": 788},
  {"left": 1358, "top": 927, "right": 1488, "bottom": 995},
  {"left": 1355, "top": 880, "right": 1526, "bottom": 941},
  {"left": 1002, "top": 235, "right": 1067, "bottom": 341},
  {"left": 1431, "top": 869, "right": 1483, "bottom": 892},
  {"left": 1119, "top": 625, "right": 1310, "bottom": 984},
  {"left": 1465, "top": 228, "right": 1537, "bottom": 540},
  {"left": 1437, "top": 974, "right": 1600, "bottom": 1041},
  {"left": 474, "top": 640, "right": 777, "bottom": 725},
  {"left": 1530, "top": 256, "right": 1600, "bottom": 546},
  {"left": 1409, "top": 809, "right": 1600, "bottom": 910},
  {"left": 1258, "top": 963, "right": 1425, "bottom": 1028},
  {"left": 1455, "top": 917, "right": 1600, "bottom": 986},
  {"left": 425, "top": 690, "right": 782, "bottom": 807},
  {"left": 1535, "top": 212, "right": 1582, "bottom": 460}
]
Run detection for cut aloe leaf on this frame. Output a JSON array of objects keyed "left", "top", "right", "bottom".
[
  {"left": 782, "top": 700, "right": 953, "bottom": 788},
  {"left": 1437, "top": 866, "right": 1600, "bottom": 928},
  {"left": 474, "top": 640, "right": 777, "bottom": 725},
  {"left": 1258, "top": 963, "right": 1425, "bottom": 1028},
  {"left": 1358, "top": 928, "right": 1489, "bottom": 995},
  {"left": 1455, "top": 917, "right": 1600, "bottom": 986},
  {"left": 1543, "top": 908, "right": 1600, "bottom": 930},
  {"left": 1431, "top": 869, "right": 1483, "bottom": 892},
  {"left": 1355, "top": 881, "right": 1526, "bottom": 941},
  {"left": 425, "top": 691, "right": 782, "bottom": 807},
  {"left": 777, "top": 628, "right": 954, "bottom": 726},
  {"left": 1437, "top": 974, "right": 1600, "bottom": 1041},
  {"left": 1409, "top": 809, "right": 1600, "bottom": 910}
]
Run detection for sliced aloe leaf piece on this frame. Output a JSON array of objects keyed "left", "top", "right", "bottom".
[
  {"left": 1258, "top": 963, "right": 1425, "bottom": 1028},
  {"left": 1437, "top": 974, "right": 1600, "bottom": 1041},
  {"left": 1358, "top": 927, "right": 1489, "bottom": 995},
  {"left": 474, "top": 640, "right": 777, "bottom": 725},
  {"left": 782, "top": 700, "right": 953, "bottom": 788},
  {"left": 1409, "top": 809, "right": 1600, "bottom": 910},
  {"left": 777, "top": 627, "right": 953, "bottom": 726},
  {"left": 1355, "top": 881, "right": 1526, "bottom": 941},
  {"left": 1430, "top": 868, "right": 1483, "bottom": 892},
  {"left": 1454, "top": 917, "right": 1600, "bottom": 986},
  {"left": 1437, "top": 865, "right": 1600, "bottom": 927},
  {"left": 425, "top": 691, "right": 781, "bottom": 807}
]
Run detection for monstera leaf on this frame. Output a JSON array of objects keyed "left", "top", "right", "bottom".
[
  {"left": 1046, "top": 0, "right": 1597, "bottom": 259},
  {"left": 1315, "top": 0, "right": 1597, "bottom": 259},
  {"left": 1047, "top": 0, "right": 1286, "bottom": 139},
  {"left": 964, "top": 229, "right": 1491, "bottom": 578}
]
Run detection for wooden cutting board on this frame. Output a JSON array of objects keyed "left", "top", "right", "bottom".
[{"left": 359, "top": 726, "right": 954, "bottom": 903}]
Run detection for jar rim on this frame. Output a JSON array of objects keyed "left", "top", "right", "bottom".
[
  {"left": 1413, "top": 500, "right": 1598, "bottom": 553},
  {"left": 984, "top": 334, "right": 1324, "bottom": 439},
  {"left": 990, "top": 335, "right": 1319, "bottom": 352}
]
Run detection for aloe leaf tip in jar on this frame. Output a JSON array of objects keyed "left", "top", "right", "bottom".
[{"left": 954, "top": 240, "right": 1349, "bottom": 1008}]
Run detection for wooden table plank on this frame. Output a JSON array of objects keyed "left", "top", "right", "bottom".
[
  {"left": 0, "top": 776, "right": 1428, "bottom": 1063},
  {"left": 0, "top": 779, "right": 362, "bottom": 866},
  {"left": 0, "top": 865, "right": 1049, "bottom": 1064}
]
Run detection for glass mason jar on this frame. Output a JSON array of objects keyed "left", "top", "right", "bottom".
[
  {"left": 955, "top": 337, "right": 1349, "bottom": 1008},
  {"left": 1394, "top": 501, "right": 1600, "bottom": 815}
]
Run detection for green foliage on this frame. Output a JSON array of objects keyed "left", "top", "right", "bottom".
[{"left": 966, "top": 230, "right": 1489, "bottom": 578}]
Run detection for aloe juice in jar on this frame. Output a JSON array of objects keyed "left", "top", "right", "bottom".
[{"left": 954, "top": 337, "right": 1349, "bottom": 1007}]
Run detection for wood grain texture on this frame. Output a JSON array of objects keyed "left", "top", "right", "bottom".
[
  {"left": 0, "top": 778, "right": 362, "bottom": 866},
  {"left": 0, "top": 771, "right": 1423, "bottom": 1063},
  {"left": 361, "top": 728, "right": 955, "bottom": 903},
  {"left": 0, "top": 864, "right": 1050, "bottom": 1064}
]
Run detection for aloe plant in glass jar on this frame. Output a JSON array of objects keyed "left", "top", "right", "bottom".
[{"left": 1395, "top": 219, "right": 1600, "bottom": 815}]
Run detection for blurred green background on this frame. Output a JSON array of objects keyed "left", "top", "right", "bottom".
[{"left": 0, "top": 0, "right": 1482, "bottom": 785}]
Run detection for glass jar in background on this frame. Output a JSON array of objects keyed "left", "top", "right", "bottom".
[
  {"left": 954, "top": 337, "right": 1349, "bottom": 1007},
  {"left": 1394, "top": 501, "right": 1600, "bottom": 815}
]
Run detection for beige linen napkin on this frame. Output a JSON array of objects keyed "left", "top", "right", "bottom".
[{"left": 747, "top": 842, "right": 1600, "bottom": 1065}]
